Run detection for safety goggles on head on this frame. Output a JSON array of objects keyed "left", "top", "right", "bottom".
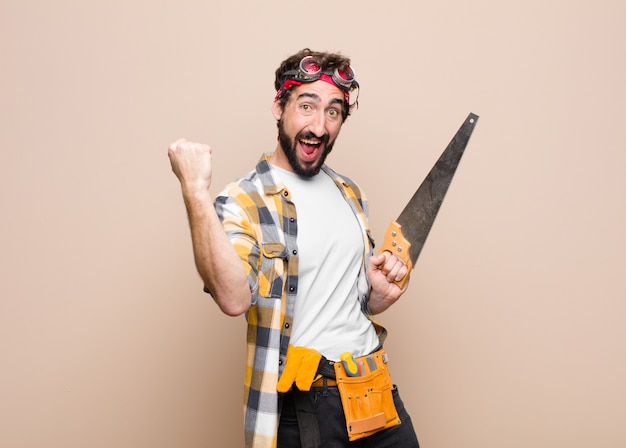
[
  {"left": 276, "top": 56, "right": 360, "bottom": 106},
  {"left": 288, "top": 56, "right": 359, "bottom": 91}
]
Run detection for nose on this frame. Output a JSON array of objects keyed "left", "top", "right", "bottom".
[{"left": 308, "top": 110, "right": 326, "bottom": 137}]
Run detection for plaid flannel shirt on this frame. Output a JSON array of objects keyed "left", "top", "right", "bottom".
[{"left": 214, "top": 154, "right": 386, "bottom": 448}]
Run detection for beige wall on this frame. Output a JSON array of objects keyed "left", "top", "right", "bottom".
[{"left": 2, "top": 1, "right": 625, "bottom": 447}]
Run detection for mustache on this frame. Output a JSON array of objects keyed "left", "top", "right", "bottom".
[{"left": 297, "top": 131, "right": 329, "bottom": 144}]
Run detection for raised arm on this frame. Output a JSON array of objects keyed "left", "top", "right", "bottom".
[{"left": 168, "top": 138, "right": 251, "bottom": 316}]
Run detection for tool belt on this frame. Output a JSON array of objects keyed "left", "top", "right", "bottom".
[
  {"left": 333, "top": 348, "right": 401, "bottom": 441},
  {"left": 277, "top": 345, "right": 400, "bottom": 445}
]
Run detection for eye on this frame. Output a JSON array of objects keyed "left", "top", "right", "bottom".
[
  {"left": 300, "top": 103, "right": 314, "bottom": 114},
  {"left": 328, "top": 108, "right": 340, "bottom": 119}
]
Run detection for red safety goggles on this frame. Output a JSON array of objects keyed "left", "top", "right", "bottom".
[{"left": 276, "top": 56, "right": 359, "bottom": 105}]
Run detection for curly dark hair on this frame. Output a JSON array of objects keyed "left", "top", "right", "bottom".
[{"left": 274, "top": 48, "right": 357, "bottom": 122}]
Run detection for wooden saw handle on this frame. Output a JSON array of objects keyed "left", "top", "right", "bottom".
[{"left": 379, "top": 221, "right": 413, "bottom": 289}]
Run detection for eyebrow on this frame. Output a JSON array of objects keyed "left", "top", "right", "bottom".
[
  {"left": 296, "top": 92, "right": 344, "bottom": 107},
  {"left": 297, "top": 92, "right": 320, "bottom": 101}
]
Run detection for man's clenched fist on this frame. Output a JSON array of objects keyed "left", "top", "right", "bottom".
[{"left": 168, "top": 138, "right": 213, "bottom": 192}]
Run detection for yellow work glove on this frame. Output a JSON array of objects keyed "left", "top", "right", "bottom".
[{"left": 276, "top": 345, "right": 322, "bottom": 393}]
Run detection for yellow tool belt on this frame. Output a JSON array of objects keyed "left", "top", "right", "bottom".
[
  {"left": 334, "top": 348, "right": 401, "bottom": 441},
  {"left": 277, "top": 345, "right": 401, "bottom": 443}
]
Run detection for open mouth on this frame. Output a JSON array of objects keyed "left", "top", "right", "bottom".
[{"left": 298, "top": 137, "right": 322, "bottom": 159}]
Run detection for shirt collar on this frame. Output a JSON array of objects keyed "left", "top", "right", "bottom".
[{"left": 256, "top": 153, "right": 287, "bottom": 195}]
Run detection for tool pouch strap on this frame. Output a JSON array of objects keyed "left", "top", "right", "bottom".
[
  {"left": 292, "top": 390, "right": 322, "bottom": 448},
  {"left": 333, "top": 348, "right": 401, "bottom": 441}
]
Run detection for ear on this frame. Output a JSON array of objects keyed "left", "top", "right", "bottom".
[{"left": 271, "top": 100, "right": 283, "bottom": 121}]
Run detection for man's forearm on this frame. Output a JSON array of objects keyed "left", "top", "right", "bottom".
[
  {"left": 183, "top": 188, "right": 251, "bottom": 316},
  {"left": 366, "top": 291, "right": 395, "bottom": 315}
]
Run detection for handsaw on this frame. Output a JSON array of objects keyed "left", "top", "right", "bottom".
[{"left": 380, "top": 112, "right": 479, "bottom": 288}]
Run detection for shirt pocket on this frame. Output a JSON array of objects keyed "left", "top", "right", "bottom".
[{"left": 258, "top": 241, "right": 287, "bottom": 299}]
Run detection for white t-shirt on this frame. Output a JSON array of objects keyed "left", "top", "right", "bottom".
[{"left": 274, "top": 166, "right": 379, "bottom": 361}]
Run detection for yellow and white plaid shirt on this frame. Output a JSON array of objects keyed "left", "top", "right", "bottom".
[{"left": 213, "top": 154, "right": 385, "bottom": 448}]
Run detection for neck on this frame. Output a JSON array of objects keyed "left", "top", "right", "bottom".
[{"left": 269, "top": 144, "right": 293, "bottom": 172}]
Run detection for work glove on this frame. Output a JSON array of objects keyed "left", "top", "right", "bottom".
[{"left": 276, "top": 345, "right": 322, "bottom": 393}]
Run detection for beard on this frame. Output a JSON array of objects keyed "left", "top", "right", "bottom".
[{"left": 277, "top": 119, "right": 335, "bottom": 177}]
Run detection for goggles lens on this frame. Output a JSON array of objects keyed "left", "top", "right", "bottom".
[
  {"left": 300, "top": 56, "right": 322, "bottom": 77},
  {"left": 334, "top": 66, "right": 355, "bottom": 85}
]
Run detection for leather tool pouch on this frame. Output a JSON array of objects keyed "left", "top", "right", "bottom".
[{"left": 333, "top": 349, "right": 401, "bottom": 441}]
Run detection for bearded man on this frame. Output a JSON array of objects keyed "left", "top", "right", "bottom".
[{"left": 168, "top": 48, "right": 420, "bottom": 448}]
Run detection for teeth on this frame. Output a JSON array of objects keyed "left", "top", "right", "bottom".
[{"left": 300, "top": 138, "right": 320, "bottom": 145}]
